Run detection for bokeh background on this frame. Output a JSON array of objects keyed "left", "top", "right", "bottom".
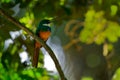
[{"left": 0, "top": 0, "right": 120, "bottom": 80}]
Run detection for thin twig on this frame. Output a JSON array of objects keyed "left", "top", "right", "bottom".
[{"left": 0, "top": 8, "right": 67, "bottom": 80}]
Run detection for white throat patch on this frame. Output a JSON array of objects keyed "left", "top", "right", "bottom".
[{"left": 43, "top": 23, "right": 50, "bottom": 26}]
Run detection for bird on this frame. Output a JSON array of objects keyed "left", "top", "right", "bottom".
[{"left": 32, "top": 19, "right": 51, "bottom": 68}]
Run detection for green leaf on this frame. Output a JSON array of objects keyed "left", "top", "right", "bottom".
[
  {"left": 1, "top": 0, "right": 10, "bottom": 3},
  {"left": 81, "top": 77, "right": 93, "bottom": 80},
  {"left": 110, "top": 5, "right": 118, "bottom": 16},
  {"left": 98, "top": 0, "right": 102, "bottom": 5},
  {"left": 112, "top": 68, "right": 120, "bottom": 80}
]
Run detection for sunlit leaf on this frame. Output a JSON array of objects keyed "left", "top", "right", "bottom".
[
  {"left": 81, "top": 76, "right": 93, "bottom": 80},
  {"left": 60, "top": 0, "right": 65, "bottom": 5},
  {"left": 95, "top": 33, "right": 105, "bottom": 44},
  {"left": 112, "top": 68, "right": 120, "bottom": 80},
  {"left": 41, "top": 76, "right": 50, "bottom": 80},
  {"left": 80, "top": 30, "right": 92, "bottom": 43},
  {"left": 1, "top": 0, "right": 10, "bottom": 3},
  {"left": 85, "top": 9, "right": 95, "bottom": 22},
  {"left": 19, "top": 12, "right": 34, "bottom": 28},
  {"left": 98, "top": 0, "right": 102, "bottom": 5},
  {"left": 22, "top": 69, "right": 35, "bottom": 78},
  {"left": 80, "top": 9, "right": 120, "bottom": 44},
  {"left": 110, "top": 5, "right": 118, "bottom": 16},
  {"left": 105, "top": 21, "right": 120, "bottom": 42}
]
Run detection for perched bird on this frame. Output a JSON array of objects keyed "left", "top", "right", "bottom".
[{"left": 32, "top": 19, "right": 51, "bottom": 68}]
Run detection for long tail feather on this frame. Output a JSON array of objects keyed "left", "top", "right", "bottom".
[{"left": 32, "top": 42, "right": 41, "bottom": 68}]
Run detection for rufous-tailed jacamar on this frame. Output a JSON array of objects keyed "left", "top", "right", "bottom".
[{"left": 32, "top": 19, "right": 51, "bottom": 68}]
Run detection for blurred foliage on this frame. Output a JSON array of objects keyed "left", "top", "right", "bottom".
[
  {"left": 81, "top": 77, "right": 93, "bottom": 80},
  {"left": 0, "top": 0, "right": 120, "bottom": 80},
  {"left": 0, "top": 63, "right": 58, "bottom": 80},
  {"left": 80, "top": 9, "right": 120, "bottom": 44},
  {"left": 112, "top": 67, "right": 120, "bottom": 80}
]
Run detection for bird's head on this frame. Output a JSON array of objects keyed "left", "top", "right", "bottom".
[
  {"left": 39, "top": 19, "right": 51, "bottom": 26},
  {"left": 36, "top": 19, "right": 51, "bottom": 35}
]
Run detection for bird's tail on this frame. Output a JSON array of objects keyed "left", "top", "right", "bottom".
[{"left": 32, "top": 41, "right": 41, "bottom": 68}]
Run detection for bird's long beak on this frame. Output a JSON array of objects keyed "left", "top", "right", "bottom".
[{"left": 50, "top": 16, "right": 58, "bottom": 22}]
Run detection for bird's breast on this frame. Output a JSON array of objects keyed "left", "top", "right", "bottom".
[{"left": 39, "top": 31, "right": 51, "bottom": 41}]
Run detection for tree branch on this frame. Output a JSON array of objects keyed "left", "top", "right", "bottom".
[{"left": 0, "top": 8, "right": 67, "bottom": 80}]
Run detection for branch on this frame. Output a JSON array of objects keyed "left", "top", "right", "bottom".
[{"left": 0, "top": 8, "right": 67, "bottom": 80}]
